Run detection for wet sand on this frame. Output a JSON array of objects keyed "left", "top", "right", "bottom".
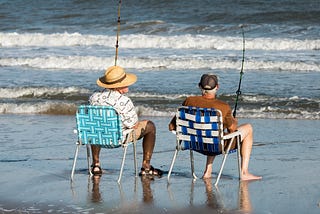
[{"left": 0, "top": 115, "right": 320, "bottom": 213}]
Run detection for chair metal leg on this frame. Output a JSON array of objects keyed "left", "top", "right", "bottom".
[
  {"left": 215, "top": 137, "right": 234, "bottom": 186},
  {"left": 133, "top": 142, "right": 138, "bottom": 177},
  {"left": 71, "top": 143, "right": 81, "bottom": 181},
  {"left": 167, "top": 149, "right": 179, "bottom": 182},
  {"left": 215, "top": 153, "right": 229, "bottom": 186},
  {"left": 236, "top": 135, "right": 242, "bottom": 180},
  {"left": 190, "top": 150, "right": 197, "bottom": 180},
  {"left": 117, "top": 145, "right": 128, "bottom": 183},
  {"left": 86, "top": 144, "right": 92, "bottom": 177}
]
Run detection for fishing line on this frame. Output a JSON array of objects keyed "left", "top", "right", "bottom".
[
  {"left": 233, "top": 26, "right": 245, "bottom": 118},
  {"left": 114, "top": 0, "right": 122, "bottom": 66}
]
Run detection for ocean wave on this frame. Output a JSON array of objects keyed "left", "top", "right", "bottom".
[
  {"left": 2, "top": 87, "right": 319, "bottom": 109},
  {"left": 129, "top": 92, "right": 192, "bottom": 100},
  {"left": 2, "top": 86, "right": 318, "bottom": 103},
  {"left": 238, "top": 107, "right": 320, "bottom": 120},
  {"left": 0, "top": 86, "right": 91, "bottom": 99},
  {"left": 1, "top": 55, "right": 319, "bottom": 72},
  {"left": 0, "top": 102, "right": 318, "bottom": 120},
  {"left": 0, "top": 102, "right": 78, "bottom": 115},
  {"left": 0, "top": 101, "right": 174, "bottom": 116},
  {"left": 0, "top": 86, "right": 186, "bottom": 100},
  {"left": 1, "top": 86, "right": 319, "bottom": 120},
  {"left": 241, "top": 94, "right": 320, "bottom": 105},
  {"left": 1, "top": 32, "right": 319, "bottom": 51}
]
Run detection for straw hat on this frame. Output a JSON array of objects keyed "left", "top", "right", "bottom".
[{"left": 97, "top": 66, "right": 137, "bottom": 89}]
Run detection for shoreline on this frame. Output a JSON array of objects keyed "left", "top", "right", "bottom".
[{"left": 0, "top": 115, "right": 320, "bottom": 213}]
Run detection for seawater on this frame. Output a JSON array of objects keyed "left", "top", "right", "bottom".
[{"left": 0, "top": 0, "right": 319, "bottom": 119}]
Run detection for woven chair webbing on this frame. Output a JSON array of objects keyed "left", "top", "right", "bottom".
[
  {"left": 176, "top": 106, "right": 236, "bottom": 155},
  {"left": 76, "top": 105, "right": 123, "bottom": 148}
]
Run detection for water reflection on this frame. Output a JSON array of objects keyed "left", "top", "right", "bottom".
[
  {"left": 203, "top": 178, "right": 224, "bottom": 210},
  {"left": 166, "top": 179, "right": 254, "bottom": 213},
  {"left": 203, "top": 179, "right": 253, "bottom": 213},
  {"left": 238, "top": 181, "right": 252, "bottom": 213},
  {"left": 88, "top": 174, "right": 154, "bottom": 206},
  {"left": 140, "top": 176, "right": 154, "bottom": 204},
  {"left": 91, "top": 175, "right": 102, "bottom": 203},
  {"left": 86, "top": 174, "right": 253, "bottom": 213}
]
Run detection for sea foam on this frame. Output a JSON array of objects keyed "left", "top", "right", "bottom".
[{"left": 1, "top": 32, "right": 319, "bottom": 51}]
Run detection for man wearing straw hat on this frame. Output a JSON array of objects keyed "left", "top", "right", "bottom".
[{"left": 89, "top": 65, "right": 163, "bottom": 177}]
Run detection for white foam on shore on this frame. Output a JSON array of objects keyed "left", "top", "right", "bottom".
[
  {"left": 1, "top": 32, "right": 319, "bottom": 72},
  {"left": 1, "top": 55, "right": 319, "bottom": 72},
  {"left": 1, "top": 32, "right": 319, "bottom": 51}
]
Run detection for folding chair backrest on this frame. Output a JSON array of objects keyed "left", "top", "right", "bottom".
[
  {"left": 176, "top": 106, "right": 234, "bottom": 155},
  {"left": 168, "top": 106, "right": 241, "bottom": 184},
  {"left": 76, "top": 105, "right": 123, "bottom": 148}
]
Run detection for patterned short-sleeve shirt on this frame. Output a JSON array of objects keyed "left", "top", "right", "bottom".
[{"left": 89, "top": 90, "right": 138, "bottom": 129}]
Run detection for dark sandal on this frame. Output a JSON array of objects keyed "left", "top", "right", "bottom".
[
  {"left": 139, "top": 165, "right": 163, "bottom": 177},
  {"left": 91, "top": 164, "right": 102, "bottom": 176}
]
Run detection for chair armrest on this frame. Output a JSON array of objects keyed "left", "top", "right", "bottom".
[{"left": 223, "top": 130, "right": 241, "bottom": 140}]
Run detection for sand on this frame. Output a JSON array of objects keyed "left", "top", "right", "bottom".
[{"left": 0, "top": 115, "right": 320, "bottom": 213}]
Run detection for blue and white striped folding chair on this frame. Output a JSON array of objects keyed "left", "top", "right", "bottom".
[
  {"left": 70, "top": 105, "right": 138, "bottom": 183},
  {"left": 167, "top": 106, "right": 242, "bottom": 186}
]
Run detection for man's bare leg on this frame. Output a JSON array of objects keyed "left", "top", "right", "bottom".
[
  {"left": 91, "top": 145, "right": 101, "bottom": 174},
  {"left": 237, "top": 124, "right": 262, "bottom": 181},
  {"left": 203, "top": 155, "right": 215, "bottom": 178},
  {"left": 139, "top": 121, "right": 156, "bottom": 170}
]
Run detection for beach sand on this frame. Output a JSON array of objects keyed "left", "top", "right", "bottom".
[{"left": 0, "top": 115, "right": 320, "bottom": 213}]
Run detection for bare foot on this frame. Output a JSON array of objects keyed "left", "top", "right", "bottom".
[{"left": 241, "top": 172, "right": 262, "bottom": 181}]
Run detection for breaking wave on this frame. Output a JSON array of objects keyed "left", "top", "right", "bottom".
[
  {"left": 1, "top": 32, "right": 319, "bottom": 51},
  {"left": 1, "top": 55, "right": 319, "bottom": 72},
  {"left": 0, "top": 86, "right": 319, "bottom": 119}
]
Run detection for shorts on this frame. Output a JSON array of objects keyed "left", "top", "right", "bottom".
[{"left": 127, "top": 120, "right": 148, "bottom": 142}]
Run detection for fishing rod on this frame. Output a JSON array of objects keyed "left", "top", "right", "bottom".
[
  {"left": 233, "top": 26, "right": 245, "bottom": 118},
  {"left": 114, "top": 0, "right": 122, "bottom": 66}
]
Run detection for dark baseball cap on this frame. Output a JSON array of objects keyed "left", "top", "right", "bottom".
[{"left": 198, "top": 74, "right": 218, "bottom": 90}]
